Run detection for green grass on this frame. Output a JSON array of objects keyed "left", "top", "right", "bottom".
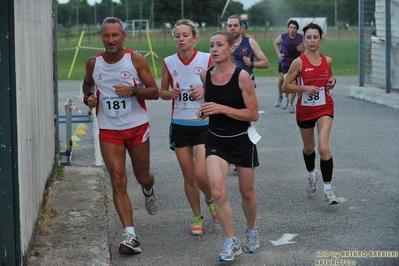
[{"left": 58, "top": 31, "right": 359, "bottom": 80}]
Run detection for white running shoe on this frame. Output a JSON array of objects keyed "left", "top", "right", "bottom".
[
  {"left": 324, "top": 188, "right": 340, "bottom": 205},
  {"left": 281, "top": 97, "right": 289, "bottom": 109}
]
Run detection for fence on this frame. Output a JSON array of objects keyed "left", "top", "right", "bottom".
[{"left": 359, "top": 0, "right": 399, "bottom": 93}]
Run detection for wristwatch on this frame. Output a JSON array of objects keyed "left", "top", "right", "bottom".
[
  {"left": 251, "top": 62, "right": 255, "bottom": 67},
  {"left": 131, "top": 87, "right": 138, "bottom": 97}
]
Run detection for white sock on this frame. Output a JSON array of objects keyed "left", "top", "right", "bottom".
[
  {"left": 143, "top": 187, "right": 153, "bottom": 196},
  {"left": 324, "top": 183, "right": 332, "bottom": 193},
  {"left": 308, "top": 170, "right": 316, "bottom": 180},
  {"left": 228, "top": 236, "right": 237, "bottom": 242},
  {"left": 125, "top": 226, "right": 136, "bottom": 236}
]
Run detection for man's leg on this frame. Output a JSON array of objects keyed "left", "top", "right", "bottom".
[
  {"left": 281, "top": 70, "right": 290, "bottom": 109},
  {"left": 128, "top": 139, "right": 154, "bottom": 190},
  {"left": 101, "top": 141, "right": 133, "bottom": 227},
  {"left": 128, "top": 139, "right": 158, "bottom": 215},
  {"left": 275, "top": 71, "right": 284, "bottom": 107}
]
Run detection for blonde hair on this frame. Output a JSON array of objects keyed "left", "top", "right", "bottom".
[{"left": 172, "top": 19, "right": 199, "bottom": 38}]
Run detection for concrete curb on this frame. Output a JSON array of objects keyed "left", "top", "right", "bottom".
[
  {"left": 349, "top": 85, "right": 399, "bottom": 109},
  {"left": 27, "top": 166, "right": 110, "bottom": 266}
]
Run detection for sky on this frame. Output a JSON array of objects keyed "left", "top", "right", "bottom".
[{"left": 58, "top": 0, "right": 261, "bottom": 10}]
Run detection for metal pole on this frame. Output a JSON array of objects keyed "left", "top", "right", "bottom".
[
  {"left": 126, "top": 0, "right": 128, "bottom": 22},
  {"left": 94, "top": 2, "right": 97, "bottom": 26},
  {"left": 76, "top": 0, "right": 79, "bottom": 38},
  {"left": 181, "top": 0, "right": 184, "bottom": 19},
  {"left": 359, "top": 0, "right": 364, "bottom": 86},
  {"left": 385, "top": 0, "right": 391, "bottom": 93},
  {"left": 139, "top": 0, "right": 142, "bottom": 42},
  {"left": 335, "top": 0, "right": 337, "bottom": 30}
]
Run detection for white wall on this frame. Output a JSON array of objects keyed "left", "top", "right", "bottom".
[
  {"left": 14, "top": 0, "right": 55, "bottom": 259},
  {"left": 372, "top": 0, "right": 399, "bottom": 89}
]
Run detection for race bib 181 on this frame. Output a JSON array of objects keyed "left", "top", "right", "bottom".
[{"left": 102, "top": 95, "right": 132, "bottom": 117}]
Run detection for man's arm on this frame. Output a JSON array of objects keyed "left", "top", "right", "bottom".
[
  {"left": 249, "top": 38, "right": 269, "bottom": 69},
  {"left": 83, "top": 57, "right": 95, "bottom": 94},
  {"left": 131, "top": 52, "right": 159, "bottom": 100},
  {"left": 82, "top": 57, "right": 97, "bottom": 108},
  {"left": 274, "top": 35, "right": 283, "bottom": 59}
]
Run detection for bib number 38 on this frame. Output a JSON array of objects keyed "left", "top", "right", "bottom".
[{"left": 301, "top": 87, "right": 326, "bottom": 106}]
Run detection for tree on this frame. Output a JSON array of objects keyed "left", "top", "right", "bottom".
[{"left": 56, "top": 0, "right": 361, "bottom": 29}]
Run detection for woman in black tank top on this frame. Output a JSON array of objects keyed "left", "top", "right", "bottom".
[{"left": 197, "top": 30, "right": 262, "bottom": 261}]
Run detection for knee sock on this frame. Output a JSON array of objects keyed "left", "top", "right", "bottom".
[
  {"left": 320, "top": 157, "right": 333, "bottom": 183},
  {"left": 303, "top": 150, "right": 316, "bottom": 172}
]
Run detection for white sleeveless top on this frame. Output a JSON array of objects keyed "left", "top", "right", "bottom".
[
  {"left": 93, "top": 49, "right": 149, "bottom": 130},
  {"left": 164, "top": 50, "right": 211, "bottom": 121}
]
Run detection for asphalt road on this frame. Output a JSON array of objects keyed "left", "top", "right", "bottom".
[{"left": 54, "top": 76, "right": 399, "bottom": 266}]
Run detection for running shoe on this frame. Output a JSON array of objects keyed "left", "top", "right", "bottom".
[
  {"left": 281, "top": 97, "right": 289, "bottom": 109},
  {"left": 274, "top": 97, "right": 283, "bottom": 107},
  {"left": 324, "top": 188, "right": 340, "bottom": 205},
  {"left": 118, "top": 232, "right": 141, "bottom": 255},
  {"left": 288, "top": 104, "right": 295, "bottom": 113},
  {"left": 190, "top": 215, "right": 203, "bottom": 235},
  {"left": 307, "top": 170, "right": 320, "bottom": 197},
  {"left": 244, "top": 228, "right": 260, "bottom": 253},
  {"left": 218, "top": 237, "right": 242, "bottom": 261},
  {"left": 207, "top": 202, "right": 219, "bottom": 223},
  {"left": 142, "top": 187, "right": 158, "bottom": 215}
]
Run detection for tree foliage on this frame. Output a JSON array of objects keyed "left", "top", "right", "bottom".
[{"left": 56, "top": 0, "right": 365, "bottom": 28}]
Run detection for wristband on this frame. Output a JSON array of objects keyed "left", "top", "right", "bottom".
[{"left": 83, "top": 92, "right": 94, "bottom": 106}]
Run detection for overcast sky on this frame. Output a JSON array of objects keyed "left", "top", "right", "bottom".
[{"left": 58, "top": 0, "right": 261, "bottom": 10}]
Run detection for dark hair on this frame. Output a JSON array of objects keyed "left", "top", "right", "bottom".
[
  {"left": 101, "top": 17, "right": 125, "bottom": 34},
  {"left": 227, "top": 15, "right": 242, "bottom": 25},
  {"left": 241, "top": 21, "right": 248, "bottom": 30},
  {"left": 287, "top": 19, "right": 299, "bottom": 30},
  {"left": 211, "top": 30, "right": 234, "bottom": 46},
  {"left": 302, "top": 22, "right": 323, "bottom": 37}
]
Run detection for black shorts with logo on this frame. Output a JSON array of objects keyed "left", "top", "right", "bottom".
[
  {"left": 205, "top": 130, "right": 259, "bottom": 168},
  {"left": 169, "top": 123, "right": 207, "bottom": 150}
]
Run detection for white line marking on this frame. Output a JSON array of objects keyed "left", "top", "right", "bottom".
[
  {"left": 269, "top": 233, "right": 298, "bottom": 246},
  {"left": 92, "top": 110, "right": 103, "bottom": 166}
]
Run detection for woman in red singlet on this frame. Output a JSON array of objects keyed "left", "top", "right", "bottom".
[{"left": 282, "top": 23, "right": 339, "bottom": 205}]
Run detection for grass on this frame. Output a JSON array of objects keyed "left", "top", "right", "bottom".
[{"left": 57, "top": 28, "right": 359, "bottom": 80}]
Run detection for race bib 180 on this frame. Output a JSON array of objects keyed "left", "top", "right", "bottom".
[{"left": 175, "top": 87, "right": 199, "bottom": 109}]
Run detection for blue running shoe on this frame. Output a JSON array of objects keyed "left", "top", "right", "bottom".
[
  {"left": 218, "top": 237, "right": 242, "bottom": 261},
  {"left": 244, "top": 228, "right": 260, "bottom": 253}
]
